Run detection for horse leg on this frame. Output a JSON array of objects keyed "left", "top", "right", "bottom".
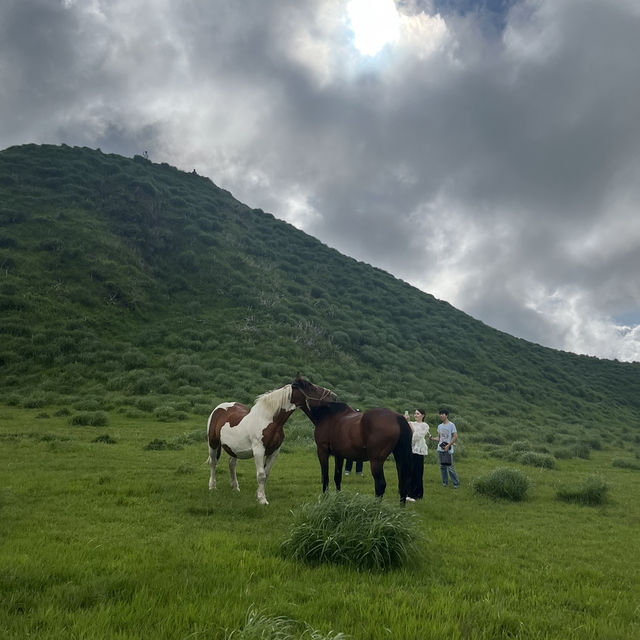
[
  {"left": 264, "top": 448, "right": 280, "bottom": 480},
  {"left": 253, "top": 446, "right": 269, "bottom": 505},
  {"left": 260, "top": 448, "right": 280, "bottom": 502},
  {"left": 317, "top": 447, "right": 330, "bottom": 493},
  {"left": 334, "top": 455, "right": 344, "bottom": 491},
  {"left": 207, "top": 445, "right": 221, "bottom": 490},
  {"left": 229, "top": 457, "right": 240, "bottom": 491},
  {"left": 395, "top": 456, "right": 409, "bottom": 505},
  {"left": 370, "top": 459, "right": 387, "bottom": 498}
]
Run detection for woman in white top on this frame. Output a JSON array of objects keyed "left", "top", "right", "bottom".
[{"left": 403, "top": 408, "right": 430, "bottom": 501}]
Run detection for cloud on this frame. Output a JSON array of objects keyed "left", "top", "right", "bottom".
[{"left": 1, "top": 0, "right": 639, "bottom": 361}]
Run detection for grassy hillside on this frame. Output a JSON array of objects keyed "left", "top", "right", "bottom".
[{"left": 1, "top": 143, "right": 639, "bottom": 455}]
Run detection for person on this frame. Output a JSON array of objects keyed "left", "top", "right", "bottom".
[
  {"left": 344, "top": 459, "right": 363, "bottom": 475},
  {"left": 404, "top": 409, "right": 430, "bottom": 501},
  {"left": 430, "top": 408, "right": 459, "bottom": 488}
]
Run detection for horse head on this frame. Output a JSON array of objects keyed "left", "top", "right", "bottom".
[{"left": 290, "top": 374, "right": 337, "bottom": 410}]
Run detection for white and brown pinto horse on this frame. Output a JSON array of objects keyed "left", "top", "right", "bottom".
[{"left": 207, "top": 375, "right": 336, "bottom": 504}]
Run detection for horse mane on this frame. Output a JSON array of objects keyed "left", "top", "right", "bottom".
[
  {"left": 310, "top": 401, "right": 352, "bottom": 419},
  {"left": 253, "top": 385, "right": 293, "bottom": 415}
]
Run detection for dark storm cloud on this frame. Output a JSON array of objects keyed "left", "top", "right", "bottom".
[{"left": 1, "top": 0, "right": 639, "bottom": 360}]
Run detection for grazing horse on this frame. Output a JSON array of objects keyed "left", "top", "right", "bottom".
[
  {"left": 206, "top": 375, "right": 336, "bottom": 504},
  {"left": 298, "top": 402, "right": 413, "bottom": 504}
]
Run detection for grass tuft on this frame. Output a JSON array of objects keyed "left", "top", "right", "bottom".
[
  {"left": 226, "top": 606, "right": 349, "bottom": 639},
  {"left": 516, "top": 451, "right": 556, "bottom": 469},
  {"left": 281, "top": 491, "right": 420, "bottom": 571},
  {"left": 70, "top": 411, "right": 109, "bottom": 426},
  {"left": 92, "top": 433, "right": 116, "bottom": 444},
  {"left": 144, "top": 438, "right": 183, "bottom": 450},
  {"left": 472, "top": 467, "right": 530, "bottom": 501},
  {"left": 612, "top": 457, "right": 640, "bottom": 471},
  {"left": 556, "top": 475, "right": 609, "bottom": 506}
]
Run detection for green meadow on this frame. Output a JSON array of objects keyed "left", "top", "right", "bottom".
[
  {"left": 2, "top": 144, "right": 640, "bottom": 638},
  {"left": 1, "top": 406, "right": 638, "bottom": 639}
]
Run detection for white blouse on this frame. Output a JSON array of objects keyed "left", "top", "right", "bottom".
[{"left": 409, "top": 421, "right": 430, "bottom": 456}]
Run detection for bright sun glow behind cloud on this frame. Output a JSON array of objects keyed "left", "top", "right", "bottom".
[{"left": 347, "top": 0, "right": 400, "bottom": 56}]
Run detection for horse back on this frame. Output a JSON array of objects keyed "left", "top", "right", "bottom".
[
  {"left": 361, "top": 408, "right": 405, "bottom": 459},
  {"left": 314, "top": 406, "right": 365, "bottom": 458},
  {"left": 207, "top": 402, "right": 249, "bottom": 446}
]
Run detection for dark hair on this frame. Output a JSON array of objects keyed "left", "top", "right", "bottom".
[
  {"left": 438, "top": 408, "right": 449, "bottom": 416},
  {"left": 416, "top": 408, "right": 426, "bottom": 417}
]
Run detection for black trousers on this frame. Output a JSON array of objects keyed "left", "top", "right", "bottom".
[{"left": 409, "top": 453, "right": 424, "bottom": 499}]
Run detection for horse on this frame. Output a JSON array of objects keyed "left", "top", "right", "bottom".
[
  {"left": 298, "top": 401, "right": 413, "bottom": 504},
  {"left": 206, "top": 375, "right": 336, "bottom": 504}
]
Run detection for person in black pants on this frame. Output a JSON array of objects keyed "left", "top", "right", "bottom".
[
  {"left": 403, "top": 409, "right": 430, "bottom": 501},
  {"left": 344, "top": 459, "right": 363, "bottom": 475}
]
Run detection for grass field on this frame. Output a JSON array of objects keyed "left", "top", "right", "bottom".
[{"left": 1, "top": 406, "right": 639, "bottom": 639}]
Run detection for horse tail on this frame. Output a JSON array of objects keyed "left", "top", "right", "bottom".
[
  {"left": 206, "top": 410, "right": 222, "bottom": 463},
  {"left": 394, "top": 415, "right": 413, "bottom": 501},
  {"left": 205, "top": 447, "right": 222, "bottom": 465}
]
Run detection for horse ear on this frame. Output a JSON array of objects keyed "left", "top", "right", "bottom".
[{"left": 295, "top": 372, "right": 303, "bottom": 382}]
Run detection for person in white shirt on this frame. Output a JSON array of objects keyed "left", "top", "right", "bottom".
[{"left": 404, "top": 408, "right": 430, "bottom": 501}]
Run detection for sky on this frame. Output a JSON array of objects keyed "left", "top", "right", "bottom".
[{"left": 2, "top": 0, "right": 640, "bottom": 362}]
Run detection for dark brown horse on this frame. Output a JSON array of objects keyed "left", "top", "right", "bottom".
[{"left": 298, "top": 401, "right": 413, "bottom": 504}]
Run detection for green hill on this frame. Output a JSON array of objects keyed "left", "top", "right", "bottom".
[{"left": 1, "top": 143, "right": 638, "bottom": 450}]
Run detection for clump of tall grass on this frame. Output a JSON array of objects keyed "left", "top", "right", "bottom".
[
  {"left": 70, "top": 411, "right": 109, "bottom": 426},
  {"left": 92, "top": 434, "right": 116, "bottom": 444},
  {"left": 511, "top": 440, "right": 530, "bottom": 453},
  {"left": 472, "top": 467, "right": 530, "bottom": 501},
  {"left": 556, "top": 476, "right": 609, "bottom": 506},
  {"left": 281, "top": 491, "right": 419, "bottom": 571},
  {"left": 153, "top": 404, "right": 188, "bottom": 422},
  {"left": 554, "top": 443, "right": 591, "bottom": 460},
  {"left": 612, "top": 458, "right": 640, "bottom": 471},
  {"left": 226, "top": 606, "right": 349, "bottom": 639},
  {"left": 171, "top": 429, "right": 206, "bottom": 446},
  {"left": 143, "top": 438, "right": 183, "bottom": 451},
  {"left": 516, "top": 451, "right": 556, "bottom": 469}
]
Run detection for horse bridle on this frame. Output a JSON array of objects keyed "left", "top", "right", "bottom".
[{"left": 294, "top": 384, "right": 335, "bottom": 410}]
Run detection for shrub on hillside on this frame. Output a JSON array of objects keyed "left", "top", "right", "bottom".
[
  {"left": 73, "top": 399, "right": 103, "bottom": 412},
  {"left": 22, "top": 392, "right": 51, "bottom": 409},
  {"left": 556, "top": 476, "right": 608, "bottom": 506},
  {"left": 144, "top": 438, "right": 183, "bottom": 451},
  {"left": 175, "top": 364, "right": 207, "bottom": 384},
  {"left": 70, "top": 411, "right": 109, "bottom": 427},
  {"left": 153, "top": 405, "right": 188, "bottom": 422},
  {"left": 516, "top": 451, "right": 556, "bottom": 469},
  {"left": 472, "top": 467, "right": 530, "bottom": 501},
  {"left": 611, "top": 458, "right": 640, "bottom": 471},
  {"left": 121, "top": 349, "right": 148, "bottom": 370},
  {"left": 171, "top": 429, "right": 206, "bottom": 446},
  {"left": 553, "top": 446, "right": 576, "bottom": 460},
  {"left": 281, "top": 491, "right": 419, "bottom": 571},
  {"left": 511, "top": 440, "right": 530, "bottom": 453}
]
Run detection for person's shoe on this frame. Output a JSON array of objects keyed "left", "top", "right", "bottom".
[
  {"left": 406, "top": 497, "right": 416, "bottom": 502},
  {"left": 356, "top": 472, "right": 363, "bottom": 476},
  {"left": 344, "top": 471, "right": 350, "bottom": 475}
]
